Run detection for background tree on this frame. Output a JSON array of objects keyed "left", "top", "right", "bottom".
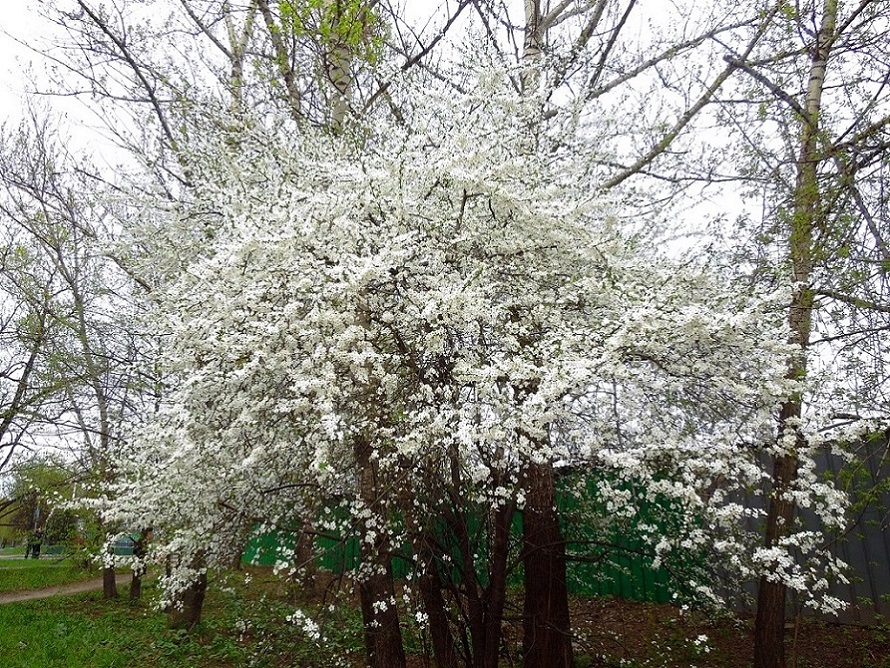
[
  {"left": 711, "top": 1, "right": 890, "bottom": 665},
  {"left": 6, "top": 457, "right": 80, "bottom": 550},
  {"left": 0, "top": 111, "right": 151, "bottom": 594}
]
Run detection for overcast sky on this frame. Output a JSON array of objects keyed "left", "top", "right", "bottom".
[{"left": 1, "top": 3, "right": 49, "bottom": 124}]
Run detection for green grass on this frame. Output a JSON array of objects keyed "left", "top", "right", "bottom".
[
  {"left": 0, "top": 592, "right": 193, "bottom": 668},
  {"left": 0, "top": 559, "right": 95, "bottom": 593},
  {"left": 0, "top": 574, "right": 366, "bottom": 668}
]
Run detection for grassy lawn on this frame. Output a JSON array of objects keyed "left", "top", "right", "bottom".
[
  {"left": 0, "top": 559, "right": 96, "bottom": 593},
  {"left": 0, "top": 591, "right": 227, "bottom": 668},
  {"left": 0, "top": 575, "right": 364, "bottom": 668},
  {"left": 0, "top": 569, "right": 887, "bottom": 668}
]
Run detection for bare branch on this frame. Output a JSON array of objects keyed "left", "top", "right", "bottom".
[
  {"left": 74, "top": 0, "right": 178, "bottom": 149},
  {"left": 599, "top": 5, "right": 780, "bottom": 190},
  {"left": 362, "top": 0, "right": 473, "bottom": 116},
  {"left": 586, "top": 0, "right": 636, "bottom": 92},
  {"left": 724, "top": 55, "right": 810, "bottom": 122},
  {"left": 586, "top": 17, "right": 753, "bottom": 101},
  {"left": 817, "top": 287, "right": 890, "bottom": 314}
]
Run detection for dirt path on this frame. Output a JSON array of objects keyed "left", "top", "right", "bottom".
[{"left": 0, "top": 574, "right": 130, "bottom": 605}]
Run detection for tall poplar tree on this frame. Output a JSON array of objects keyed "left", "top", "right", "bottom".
[{"left": 713, "top": 1, "right": 890, "bottom": 665}]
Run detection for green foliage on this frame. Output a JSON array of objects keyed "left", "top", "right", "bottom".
[
  {"left": 6, "top": 459, "right": 79, "bottom": 546},
  {"left": 778, "top": 0, "right": 798, "bottom": 21},
  {"left": 0, "top": 506, "right": 22, "bottom": 546},
  {"left": 278, "top": 0, "right": 385, "bottom": 64},
  {"left": 836, "top": 431, "right": 889, "bottom": 493}
]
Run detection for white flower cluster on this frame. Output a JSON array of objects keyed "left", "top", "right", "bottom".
[{"left": 286, "top": 609, "right": 322, "bottom": 643}]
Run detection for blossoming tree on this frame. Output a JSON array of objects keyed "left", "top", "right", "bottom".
[{"left": 93, "top": 58, "right": 849, "bottom": 666}]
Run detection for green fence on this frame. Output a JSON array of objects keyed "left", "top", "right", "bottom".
[
  {"left": 242, "top": 476, "right": 701, "bottom": 604},
  {"left": 243, "top": 521, "right": 677, "bottom": 604},
  {"left": 557, "top": 476, "right": 684, "bottom": 603}
]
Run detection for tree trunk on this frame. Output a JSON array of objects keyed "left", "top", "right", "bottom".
[
  {"left": 417, "top": 564, "right": 459, "bottom": 668},
  {"left": 129, "top": 569, "right": 142, "bottom": 601},
  {"left": 404, "top": 494, "right": 459, "bottom": 668},
  {"left": 294, "top": 523, "right": 318, "bottom": 596},
  {"left": 446, "top": 486, "right": 486, "bottom": 667},
  {"left": 103, "top": 565, "right": 118, "bottom": 599},
  {"left": 480, "top": 501, "right": 512, "bottom": 668},
  {"left": 167, "top": 572, "right": 208, "bottom": 631},
  {"left": 753, "top": 3, "right": 835, "bottom": 667},
  {"left": 754, "top": 420, "right": 801, "bottom": 668},
  {"left": 521, "top": 459, "right": 573, "bottom": 668},
  {"left": 354, "top": 435, "right": 406, "bottom": 668},
  {"left": 130, "top": 529, "right": 150, "bottom": 601},
  {"left": 103, "top": 541, "right": 118, "bottom": 600},
  {"left": 358, "top": 567, "right": 407, "bottom": 668},
  {"left": 515, "top": 5, "right": 575, "bottom": 661}
]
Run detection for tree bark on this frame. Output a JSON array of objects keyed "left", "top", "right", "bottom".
[
  {"left": 516, "top": 4, "right": 574, "bottom": 665},
  {"left": 294, "top": 523, "right": 318, "bottom": 596},
  {"left": 480, "top": 501, "right": 512, "bottom": 668},
  {"left": 323, "top": 0, "right": 356, "bottom": 131},
  {"left": 755, "top": 412, "right": 802, "bottom": 668},
  {"left": 403, "top": 491, "right": 459, "bottom": 668},
  {"left": 357, "top": 568, "right": 407, "bottom": 668},
  {"left": 130, "top": 529, "right": 150, "bottom": 601},
  {"left": 417, "top": 563, "right": 459, "bottom": 668},
  {"left": 167, "top": 572, "right": 208, "bottom": 631},
  {"left": 129, "top": 570, "right": 142, "bottom": 601},
  {"left": 103, "top": 539, "right": 118, "bottom": 599},
  {"left": 521, "top": 459, "right": 573, "bottom": 668},
  {"left": 102, "top": 565, "right": 119, "bottom": 599}
]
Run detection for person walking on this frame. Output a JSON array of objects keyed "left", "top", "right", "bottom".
[{"left": 25, "top": 530, "right": 42, "bottom": 559}]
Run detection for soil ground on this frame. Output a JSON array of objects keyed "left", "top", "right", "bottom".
[
  {"left": 304, "top": 571, "right": 890, "bottom": 667},
  {"left": 567, "top": 596, "right": 890, "bottom": 668}
]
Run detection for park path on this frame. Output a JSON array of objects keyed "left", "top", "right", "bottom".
[{"left": 0, "top": 574, "right": 130, "bottom": 605}]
